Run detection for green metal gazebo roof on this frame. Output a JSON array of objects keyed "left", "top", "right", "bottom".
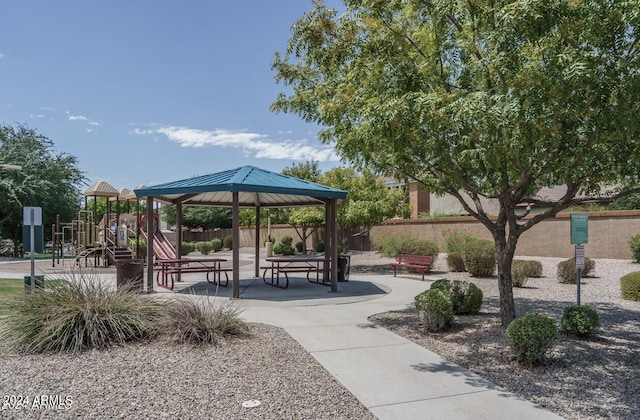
[{"left": 133, "top": 165, "right": 347, "bottom": 207}]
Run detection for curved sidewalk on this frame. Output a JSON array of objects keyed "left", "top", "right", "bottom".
[{"left": 234, "top": 272, "right": 563, "bottom": 420}]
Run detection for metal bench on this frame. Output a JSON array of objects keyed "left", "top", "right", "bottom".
[{"left": 389, "top": 254, "right": 433, "bottom": 281}]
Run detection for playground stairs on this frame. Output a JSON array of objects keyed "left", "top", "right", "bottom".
[{"left": 108, "top": 246, "right": 134, "bottom": 264}]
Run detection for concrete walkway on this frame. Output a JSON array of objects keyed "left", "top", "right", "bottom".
[{"left": 0, "top": 257, "right": 563, "bottom": 419}]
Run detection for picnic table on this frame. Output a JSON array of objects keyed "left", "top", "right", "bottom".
[
  {"left": 156, "top": 257, "right": 229, "bottom": 290},
  {"left": 262, "top": 256, "right": 329, "bottom": 289}
]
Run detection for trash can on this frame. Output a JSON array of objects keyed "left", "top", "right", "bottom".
[
  {"left": 337, "top": 254, "right": 350, "bottom": 282},
  {"left": 116, "top": 259, "right": 144, "bottom": 291},
  {"left": 24, "top": 275, "right": 45, "bottom": 293}
]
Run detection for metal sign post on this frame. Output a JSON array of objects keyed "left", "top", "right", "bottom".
[
  {"left": 23, "top": 206, "right": 43, "bottom": 292},
  {"left": 570, "top": 213, "right": 588, "bottom": 306}
]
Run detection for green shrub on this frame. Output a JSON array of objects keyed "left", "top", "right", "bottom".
[
  {"left": 628, "top": 234, "right": 640, "bottom": 263},
  {"left": 196, "top": 241, "right": 213, "bottom": 255},
  {"left": 523, "top": 260, "right": 543, "bottom": 277},
  {"left": 506, "top": 312, "right": 558, "bottom": 365},
  {"left": 223, "top": 235, "right": 233, "bottom": 250},
  {"left": 295, "top": 241, "right": 304, "bottom": 252},
  {"left": 620, "top": 271, "right": 640, "bottom": 301},
  {"left": 414, "top": 288, "right": 454, "bottom": 332},
  {"left": 461, "top": 239, "right": 496, "bottom": 277},
  {"left": 446, "top": 252, "right": 466, "bottom": 272},
  {"left": 511, "top": 260, "right": 531, "bottom": 287},
  {"left": 210, "top": 238, "right": 223, "bottom": 252},
  {"left": 556, "top": 257, "right": 595, "bottom": 284},
  {"left": 273, "top": 243, "right": 284, "bottom": 255},
  {"left": 561, "top": 305, "right": 600, "bottom": 336},
  {"left": 430, "top": 279, "right": 483, "bottom": 315},
  {"left": 443, "top": 231, "right": 475, "bottom": 253},
  {"left": 180, "top": 242, "right": 195, "bottom": 256},
  {"left": 375, "top": 233, "right": 410, "bottom": 256},
  {"left": 315, "top": 242, "right": 325, "bottom": 252},
  {"left": 281, "top": 235, "right": 293, "bottom": 247},
  {"left": 0, "top": 273, "right": 162, "bottom": 353},
  {"left": 156, "top": 296, "right": 250, "bottom": 345},
  {"left": 377, "top": 234, "right": 438, "bottom": 262}
]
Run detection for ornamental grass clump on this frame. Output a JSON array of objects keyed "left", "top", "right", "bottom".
[
  {"left": 561, "top": 305, "right": 600, "bottom": 337},
  {"left": 210, "top": 238, "right": 223, "bottom": 252},
  {"left": 0, "top": 272, "right": 162, "bottom": 354},
  {"left": 156, "top": 296, "right": 250, "bottom": 346},
  {"left": 506, "top": 312, "right": 558, "bottom": 366},
  {"left": 414, "top": 288, "right": 454, "bottom": 332},
  {"left": 511, "top": 259, "right": 542, "bottom": 287}
]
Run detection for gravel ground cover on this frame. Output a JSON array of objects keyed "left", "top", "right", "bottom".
[{"left": 363, "top": 253, "right": 640, "bottom": 420}]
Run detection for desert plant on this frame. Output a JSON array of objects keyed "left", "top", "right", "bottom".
[
  {"left": 315, "top": 242, "right": 325, "bottom": 252},
  {"left": 414, "top": 288, "right": 454, "bottom": 332},
  {"left": 295, "top": 241, "right": 304, "bottom": 252},
  {"left": 511, "top": 260, "right": 531, "bottom": 287},
  {"left": 446, "top": 252, "right": 466, "bottom": 272},
  {"left": 273, "top": 243, "right": 285, "bottom": 255},
  {"left": 561, "top": 305, "right": 600, "bottom": 336},
  {"left": 443, "top": 230, "right": 475, "bottom": 253},
  {"left": 506, "top": 312, "right": 558, "bottom": 365},
  {"left": 180, "top": 242, "right": 195, "bottom": 256},
  {"left": 210, "top": 238, "right": 223, "bottom": 252},
  {"left": 196, "top": 241, "right": 213, "bottom": 255},
  {"left": 0, "top": 272, "right": 162, "bottom": 353},
  {"left": 628, "top": 234, "right": 640, "bottom": 263},
  {"left": 524, "top": 260, "right": 543, "bottom": 277},
  {"left": 461, "top": 238, "right": 496, "bottom": 276},
  {"left": 156, "top": 296, "right": 250, "bottom": 346},
  {"left": 281, "top": 235, "right": 293, "bottom": 247},
  {"left": 430, "top": 279, "right": 483, "bottom": 315},
  {"left": 223, "top": 235, "right": 233, "bottom": 250},
  {"left": 620, "top": 271, "right": 640, "bottom": 301},
  {"left": 556, "top": 257, "right": 596, "bottom": 284}
]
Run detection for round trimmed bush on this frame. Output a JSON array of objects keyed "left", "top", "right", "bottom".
[
  {"left": 443, "top": 231, "right": 475, "bottom": 253},
  {"left": 223, "top": 235, "right": 233, "bottom": 250},
  {"left": 557, "top": 257, "right": 595, "bottom": 284},
  {"left": 210, "top": 238, "right": 223, "bottom": 252},
  {"left": 400, "top": 238, "right": 439, "bottom": 261},
  {"left": 196, "top": 241, "right": 213, "bottom": 255},
  {"left": 620, "top": 271, "right": 640, "bottom": 301},
  {"left": 446, "top": 252, "right": 466, "bottom": 272},
  {"left": 180, "top": 242, "right": 195, "bottom": 256},
  {"left": 281, "top": 235, "right": 293, "bottom": 247},
  {"left": 628, "top": 234, "right": 640, "bottom": 263},
  {"left": 523, "top": 260, "right": 543, "bottom": 278},
  {"left": 295, "top": 241, "right": 304, "bottom": 252},
  {"left": 506, "top": 312, "right": 558, "bottom": 365},
  {"left": 414, "top": 288, "right": 454, "bottom": 332},
  {"left": 511, "top": 260, "right": 531, "bottom": 288},
  {"left": 461, "top": 239, "right": 496, "bottom": 277},
  {"left": 273, "top": 243, "right": 285, "bottom": 255},
  {"left": 315, "top": 242, "right": 325, "bottom": 252},
  {"left": 429, "top": 279, "right": 483, "bottom": 315},
  {"left": 561, "top": 305, "right": 600, "bottom": 336}
]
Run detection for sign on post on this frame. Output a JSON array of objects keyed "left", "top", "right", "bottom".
[
  {"left": 23, "top": 206, "right": 43, "bottom": 293},
  {"left": 575, "top": 244, "right": 585, "bottom": 269},
  {"left": 570, "top": 213, "right": 589, "bottom": 244}
]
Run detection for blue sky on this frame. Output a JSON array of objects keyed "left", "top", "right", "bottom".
[{"left": 0, "top": 0, "right": 345, "bottom": 191}]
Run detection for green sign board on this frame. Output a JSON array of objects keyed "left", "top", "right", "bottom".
[{"left": 570, "top": 213, "right": 589, "bottom": 244}]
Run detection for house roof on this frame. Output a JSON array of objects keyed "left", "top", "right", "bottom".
[{"left": 133, "top": 165, "right": 347, "bottom": 207}]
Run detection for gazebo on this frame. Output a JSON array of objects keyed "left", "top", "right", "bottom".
[{"left": 134, "top": 166, "right": 347, "bottom": 298}]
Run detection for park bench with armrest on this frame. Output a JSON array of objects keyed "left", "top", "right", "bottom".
[{"left": 390, "top": 254, "right": 433, "bottom": 281}]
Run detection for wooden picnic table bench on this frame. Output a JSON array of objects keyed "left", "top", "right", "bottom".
[
  {"left": 156, "top": 258, "right": 230, "bottom": 290},
  {"left": 261, "top": 257, "right": 329, "bottom": 289},
  {"left": 390, "top": 254, "right": 433, "bottom": 281}
]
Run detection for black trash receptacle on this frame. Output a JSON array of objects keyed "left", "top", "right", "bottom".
[
  {"left": 337, "top": 254, "right": 350, "bottom": 282},
  {"left": 24, "top": 275, "right": 45, "bottom": 293},
  {"left": 116, "top": 259, "right": 144, "bottom": 291}
]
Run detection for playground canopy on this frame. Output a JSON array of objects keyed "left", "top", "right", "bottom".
[{"left": 134, "top": 165, "right": 347, "bottom": 298}]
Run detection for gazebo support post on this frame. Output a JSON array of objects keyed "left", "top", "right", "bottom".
[
  {"left": 329, "top": 199, "right": 338, "bottom": 292},
  {"left": 254, "top": 205, "right": 260, "bottom": 278},
  {"left": 145, "top": 196, "right": 154, "bottom": 293},
  {"left": 232, "top": 191, "right": 240, "bottom": 298},
  {"left": 176, "top": 201, "right": 183, "bottom": 283}
]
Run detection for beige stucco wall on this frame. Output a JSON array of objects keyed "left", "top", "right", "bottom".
[
  {"left": 429, "top": 192, "right": 501, "bottom": 216},
  {"left": 369, "top": 210, "right": 640, "bottom": 260}
]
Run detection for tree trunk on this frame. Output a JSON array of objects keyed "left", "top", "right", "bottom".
[{"left": 492, "top": 224, "right": 517, "bottom": 326}]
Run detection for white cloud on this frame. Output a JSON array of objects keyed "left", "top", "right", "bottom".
[
  {"left": 68, "top": 114, "right": 102, "bottom": 127},
  {"left": 133, "top": 125, "right": 338, "bottom": 162}
]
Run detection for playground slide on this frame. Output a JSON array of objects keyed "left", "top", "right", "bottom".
[{"left": 139, "top": 230, "right": 176, "bottom": 260}]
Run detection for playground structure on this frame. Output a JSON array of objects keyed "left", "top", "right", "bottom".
[{"left": 51, "top": 181, "right": 176, "bottom": 268}]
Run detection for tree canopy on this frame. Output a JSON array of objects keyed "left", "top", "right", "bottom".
[
  {"left": 272, "top": 0, "right": 640, "bottom": 325},
  {"left": 0, "top": 125, "right": 85, "bottom": 255}
]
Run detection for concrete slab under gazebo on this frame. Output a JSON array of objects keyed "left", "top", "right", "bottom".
[{"left": 134, "top": 165, "right": 347, "bottom": 298}]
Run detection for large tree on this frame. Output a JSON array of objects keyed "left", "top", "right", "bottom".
[
  {"left": 0, "top": 125, "right": 85, "bottom": 256},
  {"left": 272, "top": 0, "right": 640, "bottom": 325}
]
